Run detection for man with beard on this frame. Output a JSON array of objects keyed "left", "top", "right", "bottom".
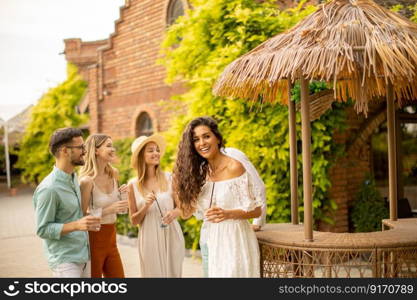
[{"left": 33, "top": 127, "right": 100, "bottom": 277}]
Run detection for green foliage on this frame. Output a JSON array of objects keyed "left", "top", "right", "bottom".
[
  {"left": 160, "top": 0, "right": 352, "bottom": 249},
  {"left": 15, "top": 64, "right": 88, "bottom": 184},
  {"left": 350, "top": 177, "right": 389, "bottom": 232},
  {"left": 113, "top": 137, "right": 135, "bottom": 185},
  {"left": 179, "top": 217, "right": 202, "bottom": 250},
  {"left": 10, "top": 176, "right": 21, "bottom": 187},
  {"left": 390, "top": 4, "right": 403, "bottom": 13},
  {"left": 411, "top": 3, "right": 417, "bottom": 23},
  {"left": 116, "top": 213, "right": 138, "bottom": 238},
  {"left": 390, "top": 3, "right": 417, "bottom": 20},
  {"left": 112, "top": 137, "right": 138, "bottom": 237},
  {"left": 161, "top": 0, "right": 316, "bottom": 86}
]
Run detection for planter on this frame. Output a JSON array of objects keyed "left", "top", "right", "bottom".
[{"left": 9, "top": 188, "right": 18, "bottom": 197}]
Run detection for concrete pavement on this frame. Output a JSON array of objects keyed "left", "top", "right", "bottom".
[{"left": 0, "top": 184, "right": 203, "bottom": 278}]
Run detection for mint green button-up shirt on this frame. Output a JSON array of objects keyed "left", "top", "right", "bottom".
[{"left": 33, "top": 166, "right": 89, "bottom": 269}]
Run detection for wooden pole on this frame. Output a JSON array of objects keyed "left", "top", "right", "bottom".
[
  {"left": 288, "top": 79, "right": 299, "bottom": 225},
  {"left": 387, "top": 82, "right": 397, "bottom": 221},
  {"left": 300, "top": 77, "right": 313, "bottom": 241},
  {"left": 395, "top": 110, "right": 404, "bottom": 200},
  {"left": 4, "top": 122, "right": 11, "bottom": 189}
]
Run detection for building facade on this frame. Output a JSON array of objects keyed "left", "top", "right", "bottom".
[{"left": 64, "top": 0, "right": 188, "bottom": 139}]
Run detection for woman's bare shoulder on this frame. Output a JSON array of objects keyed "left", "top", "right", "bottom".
[
  {"left": 227, "top": 157, "right": 245, "bottom": 177},
  {"left": 80, "top": 176, "right": 94, "bottom": 190},
  {"left": 79, "top": 176, "right": 94, "bottom": 186}
]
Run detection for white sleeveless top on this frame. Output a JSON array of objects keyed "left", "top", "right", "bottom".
[{"left": 91, "top": 179, "right": 118, "bottom": 224}]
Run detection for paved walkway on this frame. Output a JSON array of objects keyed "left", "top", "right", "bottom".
[{"left": 0, "top": 185, "right": 203, "bottom": 278}]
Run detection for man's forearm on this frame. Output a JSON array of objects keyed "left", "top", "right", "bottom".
[{"left": 60, "top": 221, "right": 79, "bottom": 236}]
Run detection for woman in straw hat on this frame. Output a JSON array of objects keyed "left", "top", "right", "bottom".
[
  {"left": 79, "top": 134, "right": 129, "bottom": 278},
  {"left": 128, "top": 134, "right": 185, "bottom": 277},
  {"left": 172, "top": 116, "right": 263, "bottom": 277}
]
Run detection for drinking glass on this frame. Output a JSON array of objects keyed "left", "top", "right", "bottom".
[
  {"left": 118, "top": 190, "right": 128, "bottom": 215},
  {"left": 160, "top": 207, "right": 168, "bottom": 229},
  {"left": 89, "top": 207, "right": 102, "bottom": 231}
]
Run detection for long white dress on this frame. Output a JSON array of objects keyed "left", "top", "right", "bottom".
[
  {"left": 129, "top": 173, "right": 185, "bottom": 277},
  {"left": 196, "top": 171, "right": 263, "bottom": 277}
]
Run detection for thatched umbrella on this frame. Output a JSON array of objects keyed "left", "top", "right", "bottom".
[{"left": 213, "top": 0, "right": 417, "bottom": 241}]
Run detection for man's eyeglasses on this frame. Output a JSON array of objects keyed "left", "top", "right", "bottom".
[{"left": 66, "top": 145, "right": 86, "bottom": 151}]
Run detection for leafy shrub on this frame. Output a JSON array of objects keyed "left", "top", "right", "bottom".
[
  {"left": 113, "top": 137, "right": 138, "bottom": 237},
  {"left": 116, "top": 214, "right": 138, "bottom": 238},
  {"left": 350, "top": 177, "right": 389, "bottom": 232},
  {"left": 113, "top": 137, "right": 135, "bottom": 185},
  {"left": 15, "top": 64, "right": 88, "bottom": 184}
]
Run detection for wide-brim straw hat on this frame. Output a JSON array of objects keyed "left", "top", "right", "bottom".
[{"left": 130, "top": 134, "right": 166, "bottom": 169}]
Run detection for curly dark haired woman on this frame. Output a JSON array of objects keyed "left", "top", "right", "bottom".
[{"left": 173, "top": 116, "right": 263, "bottom": 277}]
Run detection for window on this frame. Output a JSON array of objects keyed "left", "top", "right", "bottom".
[
  {"left": 167, "top": 0, "right": 185, "bottom": 26},
  {"left": 371, "top": 105, "right": 417, "bottom": 211},
  {"left": 398, "top": 106, "right": 417, "bottom": 211},
  {"left": 136, "top": 112, "right": 153, "bottom": 137}
]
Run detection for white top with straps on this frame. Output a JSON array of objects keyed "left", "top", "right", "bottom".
[{"left": 91, "top": 179, "right": 118, "bottom": 224}]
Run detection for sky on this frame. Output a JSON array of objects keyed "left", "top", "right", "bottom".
[{"left": 0, "top": 0, "right": 125, "bottom": 122}]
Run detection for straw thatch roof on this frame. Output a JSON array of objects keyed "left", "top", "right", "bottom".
[
  {"left": 0, "top": 105, "right": 32, "bottom": 145},
  {"left": 213, "top": 0, "right": 417, "bottom": 115}
]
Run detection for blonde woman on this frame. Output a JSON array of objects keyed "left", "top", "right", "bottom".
[
  {"left": 128, "top": 134, "right": 185, "bottom": 277},
  {"left": 79, "top": 134, "right": 129, "bottom": 278}
]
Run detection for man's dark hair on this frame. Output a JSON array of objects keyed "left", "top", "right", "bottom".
[{"left": 49, "top": 127, "right": 83, "bottom": 157}]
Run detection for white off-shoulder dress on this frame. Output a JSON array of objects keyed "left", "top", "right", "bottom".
[
  {"left": 129, "top": 173, "right": 185, "bottom": 277},
  {"left": 196, "top": 171, "right": 263, "bottom": 277}
]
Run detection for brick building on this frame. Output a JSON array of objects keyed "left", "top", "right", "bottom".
[
  {"left": 64, "top": 0, "right": 417, "bottom": 232},
  {"left": 64, "top": 0, "right": 188, "bottom": 139},
  {"left": 326, "top": 100, "right": 417, "bottom": 232}
]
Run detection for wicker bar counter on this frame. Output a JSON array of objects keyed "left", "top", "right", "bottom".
[{"left": 256, "top": 220, "right": 417, "bottom": 278}]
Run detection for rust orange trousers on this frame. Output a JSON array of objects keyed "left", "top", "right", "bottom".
[{"left": 89, "top": 223, "right": 125, "bottom": 278}]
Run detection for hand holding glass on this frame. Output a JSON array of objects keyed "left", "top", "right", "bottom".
[
  {"left": 152, "top": 190, "right": 167, "bottom": 228},
  {"left": 162, "top": 210, "right": 172, "bottom": 225},
  {"left": 117, "top": 184, "right": 129, "bottom": 215},
  {"left": 89, "top": 207, "right": 102, "bottom": 231}
]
